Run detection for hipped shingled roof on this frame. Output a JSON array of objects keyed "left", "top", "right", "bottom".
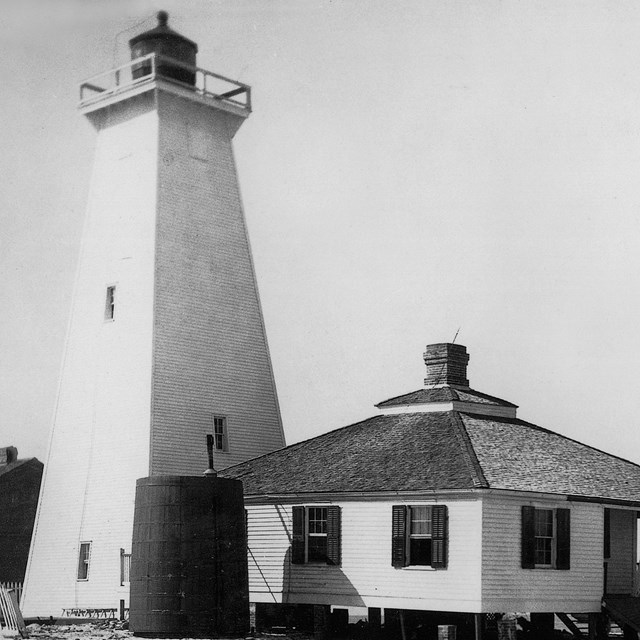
[
  {"left": 222, "top": 343, "right": 640, "bottom": 504},
  {"left": 221, "top": 410, "right": 640, "bottom": 504}
]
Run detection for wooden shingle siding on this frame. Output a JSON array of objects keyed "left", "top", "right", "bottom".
[
  {"left": 481, "top": 495, "right": 603, "bottom": 612},
  {"left": 150, "top": 93, "right": 285, "bottom": 476},
  {"left": 605, "top": 509, "right": 635, "bottom": 594},
  {"left": 246, "top": 499, "right": 483, "bottom": 612}
]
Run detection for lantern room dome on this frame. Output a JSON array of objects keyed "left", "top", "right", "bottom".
[{"left": 129, "top": 11, "right": 198, "bottom": 86}]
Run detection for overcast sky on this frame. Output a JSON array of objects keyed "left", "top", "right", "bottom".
[{"left": 2, "top": 0, "right": 640, "bottom": 466}]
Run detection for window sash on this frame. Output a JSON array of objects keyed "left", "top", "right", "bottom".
[
  {"left": 534, "top": 509, "right": 555, "bottom": 567},
  {"left": 213, "top": 416, "right": 227, "bottom": 451},
  {"left": 77, "top": 542, "right": 91, "bottom": 580},
  {"left": 105, "top": 286, "right": 115, "bottom": 321}
]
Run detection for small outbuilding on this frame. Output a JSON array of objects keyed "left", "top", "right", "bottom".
[
  {"left": 221, "top": 343, "right": 640, "bottom": 639},
  {"left": 0, "top": 447, "right": 43, "bottom": 596}
]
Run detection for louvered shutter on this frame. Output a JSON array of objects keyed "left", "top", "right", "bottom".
[
  {"left": 392, "top": 506, "right": 407, "bottom": 568},
  {"left": 521, "top": 506, "right": 536, "bottom": 569},
  {"left": 292, "top": 506, "right": 305, "bottom": 564},
  {"left": 556, "top": 508, "right": 570, "bottom": 570},
  {"left": 326, "top": 506, "right": 341, "bottom": 566},
  {"left": 431, "top": 505, "right": 448, "bottom": 569}
]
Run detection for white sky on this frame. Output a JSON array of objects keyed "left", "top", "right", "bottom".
[{"left": 2, "top": 0, "right": 640, "bottom": 466}]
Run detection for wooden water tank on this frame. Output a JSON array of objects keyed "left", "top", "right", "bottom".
[{"left": 129, "top": 476, "right": 248, "bottom": 637}]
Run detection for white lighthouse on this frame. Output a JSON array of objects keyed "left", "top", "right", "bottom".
[{"left": 22, "top": 13, "right": 286, "bottom": 616}]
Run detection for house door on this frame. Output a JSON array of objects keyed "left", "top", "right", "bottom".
[{"left": 603, "top": 508, "right": 637, "bottom": 595}]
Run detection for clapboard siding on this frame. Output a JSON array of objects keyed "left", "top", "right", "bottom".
[
  {"left": 150, "top": 92, "right": 285, "bottom": 475},
  {"left": 606, "top": 509, "right": 636, "bottom": 594},
  {"left": 481, "top": 494, "right": 603, "bottom": 612},
  {"left": 22, "top": 95, "right": 158, "bottom": 615},
  {"left": 247, "top": 498, "right": 483, "bottom": 612}
]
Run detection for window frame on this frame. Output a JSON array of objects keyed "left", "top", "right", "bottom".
[
  {"left": 104, "top": 285, "right": 116, "bottom": 321},
  {"left": 533, "top": 507, "right": 555, "bottom": 568},
  {"left": 77, "top": 541, "right": 92, "bottom": 581},
  {"left": 211, "top": 415, "right": 229, "bottom": 453},
  {"left": 305, "top": 506, "right": 329, "bottom": 564}
]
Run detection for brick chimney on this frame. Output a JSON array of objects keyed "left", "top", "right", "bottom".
[
  {"left": 0, "top": 446, "right": 18, "bottom": 466},
  {"left": 424, "top": 343, "right": 469, "bottom": 388}
]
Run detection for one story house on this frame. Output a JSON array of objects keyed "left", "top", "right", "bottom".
[{"left": 221, "top": 343, "right": 640, "bottom": 639}]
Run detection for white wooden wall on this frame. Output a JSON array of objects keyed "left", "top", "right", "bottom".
[
  {"left": 22, "top": 94, "right": 158, "bottom": 616},
  {"left": 480, "top": 494, "right": 603, "bottom": 612},
  {"left": 246, "top": 497, "right": 483, "bottom": 613}
]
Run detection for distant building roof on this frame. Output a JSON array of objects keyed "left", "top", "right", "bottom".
[
  {"left": 0, "top": 457, "right": 42, "bottom": 479},
  {"left": 220, "top": 342, "right": 640, "bottom": 505}
]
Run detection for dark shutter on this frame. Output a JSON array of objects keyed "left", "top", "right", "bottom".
[
  {"left": 431, "top": 505, "right": 448, "bottom": 569},
  {"left": 392, "top": 506, "right": 407, "bottom": 568},
  {"left": 521, "top": 506, "right": 536, "bottom": 569},
  {"left": 292, "top": 506, "right": 305, "bottom": 564},
  {"left": 604, "top": 508, "right": 611, "bottom": 559},
  {"left": 556, "top": 508, "right": 570, "bottom": 570},
  {"left": 326, "top": 506, "right": 341, "bottom": 566}
]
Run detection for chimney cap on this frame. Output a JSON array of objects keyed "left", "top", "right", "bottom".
[{"left": 423, "top": 342, "right": 470, "bottom": 388}]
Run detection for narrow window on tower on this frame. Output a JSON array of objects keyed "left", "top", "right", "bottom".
[
  {"left": 104, "top": 286, "right": 116, "bottom": 321},
  {"left": 212, "top": 416, "right": 228, "bottom": 452},
  {"left": 77, "top": 541, "right": 91, "bottom": 580}
]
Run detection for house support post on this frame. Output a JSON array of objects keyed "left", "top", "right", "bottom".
[
  {"left": 313, "top": 604, "right": 331, "bottom": 640},
  {"left": 368, "top": 607, "right": 381, "bottom": 632},
  {"left": 474, "top": 613, "right": 484, "bottom": 640},
  {"left": 530, "top": 613, "right": 554, "bottom": 640},
  {"left": 588, "top": 613, "right": 608, "bottom": 640}
]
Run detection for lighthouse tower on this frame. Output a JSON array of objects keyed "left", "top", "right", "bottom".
[{"left": 22, "top": 13, "right": 286, "bottom": 616}]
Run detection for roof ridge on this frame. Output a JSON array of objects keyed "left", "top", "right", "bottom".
[{"left": 450, "top": 412, "right": 489, "bottom": 488}]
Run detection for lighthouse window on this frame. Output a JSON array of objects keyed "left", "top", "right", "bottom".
[
  {"left": 77, "top": 542, "right": 91, "bottom": 580},
  {"left": 105, "top": 286, "right": 116, "bottom": 321},
  {"left": 213, "top": 416, "right": 228, "bottom": 452}
]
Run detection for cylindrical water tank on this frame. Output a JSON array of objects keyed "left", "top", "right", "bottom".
[
  {"left": 129, "top": 475, "right": 248, "bottom": 638},
  {"left": 129, "top": 12, "right": 198, "bottom": 86}
]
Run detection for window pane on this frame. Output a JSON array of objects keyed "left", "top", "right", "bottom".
[
  {"left": 307, "top": 535, "right": 328, "bottom": 563},
  {"left": 535, "top": 537, "right": 552, "bottom": 565},
  {"left": 410, "top": 506, "right": 432, "bottom": 536},
  {"left": 308, "top": 507, "right": 327, "bottom": 533},
  {"left": 534, "top": 509, "right": 553, "bottom": 537},
  {"left": 409, "top": 538, "right": 432, "bottom": 566}
]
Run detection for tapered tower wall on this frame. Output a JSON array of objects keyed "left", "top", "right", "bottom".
[
  {"left": 23, "top": 94, "right": 160, "bottom": 615},
  {"left": 150, "top": 91, "right": 285, "bottom": 474}
]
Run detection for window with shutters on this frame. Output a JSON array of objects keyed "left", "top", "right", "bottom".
[
  {"left": 392, "top": 505, "right": 448, "bottom": 569},
  {"left": 291, "top": 505, "right": 341, "bottom": 565},
  {"left": 521, "top": 506, "right": 570, "bottom": 570}
]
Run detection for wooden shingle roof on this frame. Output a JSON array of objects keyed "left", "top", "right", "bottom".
[{"left": 221, "top": 410, "right": 640, "bottom": 504}]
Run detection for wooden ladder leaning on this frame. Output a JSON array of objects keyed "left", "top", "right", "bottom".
[{"left": 0, "top": 586, "right": 28, "bottom": 638}]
